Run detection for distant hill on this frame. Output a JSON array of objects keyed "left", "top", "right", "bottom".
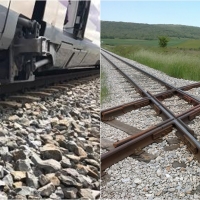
[{"left": 101, "top": 21, "right": 200, "bottom": 40}]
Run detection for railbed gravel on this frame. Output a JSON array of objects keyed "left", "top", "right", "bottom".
[
  {"left": 106, "top": 50, "right": 196, "bottom": 88},
  {"left": 101, "top": 56, "right": 142, "bottom": 108},
  {"left": 185, "top": 87, "right": 200, "bottom": 101},
  {"left": 161, "top": 95, "right": 194, "bottom": 115},
  {"left": 0, "top": 76, "right": 100, "bottom": 199},
  {"left": 102, "top": 52, "right": 167, "bottom": 94},
  {"left": 188, "top": 116, "right": 200, "bottom": 141},
  {"left": 117, "top": 105, "right": 163, "bottom": 130},
  {"left": 101, "top": 51, "right": 200, "bottom": 200}
]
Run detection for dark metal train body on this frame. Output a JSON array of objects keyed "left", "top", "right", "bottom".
[{"left": 0, "top": 0, "right": 100, "bottom": 84}]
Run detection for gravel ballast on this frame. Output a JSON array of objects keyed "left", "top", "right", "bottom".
[
  {"left": 101, "top": 51, "right": 200, "bottom": 200},
  {"left": 0, "top": 76, "right": 100, "bottom": 199}
]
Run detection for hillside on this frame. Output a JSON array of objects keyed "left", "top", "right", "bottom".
[{"left": 101, "top": 21, "right": 200, "bottom": 40}]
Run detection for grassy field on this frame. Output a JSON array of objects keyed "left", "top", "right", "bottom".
[
  {"left": 102, "top": 38, "right": 200, "bottom": 81},
  {"left": 175, "top": 39, "right": 200, "bottom": 49},
  {"left": 101, "top": 70, "right": 109, "bottom": 103},
  {"left": 101, "top": 38, "right": 188, "bottom": 47},
  {"left": 102, "top": 38, "right": 200, "bottom": 50},
  {"left": 132, "top": 49, "right": 200, "bottom": 80}
]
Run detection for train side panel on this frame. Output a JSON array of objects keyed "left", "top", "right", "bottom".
[
  {"left": 0, "top": 0, "right": 100, "bottom": 84},
  {"left": 9, "top": 0, "right": 35, "bottom": 18},
  {"left": 0, "top": 1, "right": 9, "bottom": 35}
]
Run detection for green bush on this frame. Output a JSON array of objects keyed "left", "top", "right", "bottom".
[{"left": 158, "top": 36, "right": 169, "bottom": 48}]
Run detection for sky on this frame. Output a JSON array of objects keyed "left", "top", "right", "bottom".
[{"left": 101, "top": 1, "right": 200, "bottom": 28}]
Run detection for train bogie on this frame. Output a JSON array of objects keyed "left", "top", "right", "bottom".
[{"left": 0, "top": 0, "right": 100, "bottom": 84}]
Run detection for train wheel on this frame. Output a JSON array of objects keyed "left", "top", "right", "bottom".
[{"left": 17, "top": 63, "right": 31, "bottom": 80}]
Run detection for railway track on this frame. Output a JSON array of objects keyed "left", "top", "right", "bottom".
[
  {"left": 0, "top": 67, "right": 99, "bottom": 111},
  {"left": 0, "top": 68, "right": 99, "bottom": 96},
  {"left": 102, "top": 51, "right": 169, "bottom": 95},
  {"left": 101, "top": 49, "right": 200, "bottom": 199}
]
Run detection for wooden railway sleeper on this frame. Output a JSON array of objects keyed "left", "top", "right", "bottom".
[
  {"left": 181, "top": 94, "right": 197, "bottom": 105},
  {"left": 153, "top": 104, "right": 161, "bottom": 115},
  {"left": 180, "top": 82, "right": 200, "bottom": 91},
  {"left": 101, "top": 99, "right": 150, "bottom": 121},
  {"left": 188, "top": 107, "right": 200, "bottom": 121},
  {"left": 152, "top": 125, "right": 173, "bottom": 140},
  {"left": 159, "top": 92, "right": 174, "bottom": 100},
  {"left": 113, "top": 125, "right": 156, "bottom": 148},
  {"left": 183, "top": 134, "right": 198, "bottom": 154}
]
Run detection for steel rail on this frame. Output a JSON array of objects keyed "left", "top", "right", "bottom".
[
  {"left": 101, "top": 96, "right": 200, "bottom": 171},
  {"left": 113, "top": 120, "right": 172, "bottom": 148},
  {"left": 102, "top": 102, "right": 200, "bottom": 171},
  {"left": 101, "top": 53, "right": 199, "bottom": 119},
  {"left": 112, "top": 107, "right": 200, "bottom": 148},
  {"left": 180, "top": 82, "right": 200, "bottom": 91},
  {"left": 0, "top": 68, "right": 99, "bottom": 96},
  {"left": 101, "top": 121, "right": 174, "bottom": 171},
  {"left": 148, "top": 92, "right": 200, "bottom": 149},
  {"left": 103, "top": 100, "right": 200, "bottom": 148},
  {"left": 102, "top": 49, "right": 172, "bottom": 90},
  {"left": 101, "top": 50, "right": 200, "bottom": 172},
  {"left": 102, "top": 49, "right": 200, "bottom": 104}
]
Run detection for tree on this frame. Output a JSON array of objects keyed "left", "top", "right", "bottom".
[{"left": 158, "top": 36, "right": 169, "bottom": 47}]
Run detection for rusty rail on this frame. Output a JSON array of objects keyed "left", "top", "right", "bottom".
[{"left": 101, "top": 49, "right": 200, "bottom": 172}]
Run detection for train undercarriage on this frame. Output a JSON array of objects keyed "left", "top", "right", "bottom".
[{"left": 0, "top": 0, "right": 100, "bottom": 84}]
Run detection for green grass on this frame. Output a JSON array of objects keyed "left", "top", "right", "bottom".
[
  {"left": 175, "top": 39, "right": 200, "bottom": 49},
  {"left": 104, "top": 44, "right": 200, "bottom": 81},
  {"left": 101, "top": 70, "right": 109, "bottom": 103},
  {"left": 132, "top": 49, "right": 200, "bottom": 80},
  {"left": 101, "top": 38, "right": 188, "bottom": 47}
]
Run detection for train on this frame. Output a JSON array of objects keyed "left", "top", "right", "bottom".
[{"left": 0, "top": 0, "right": 100, "bottom": 84}]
